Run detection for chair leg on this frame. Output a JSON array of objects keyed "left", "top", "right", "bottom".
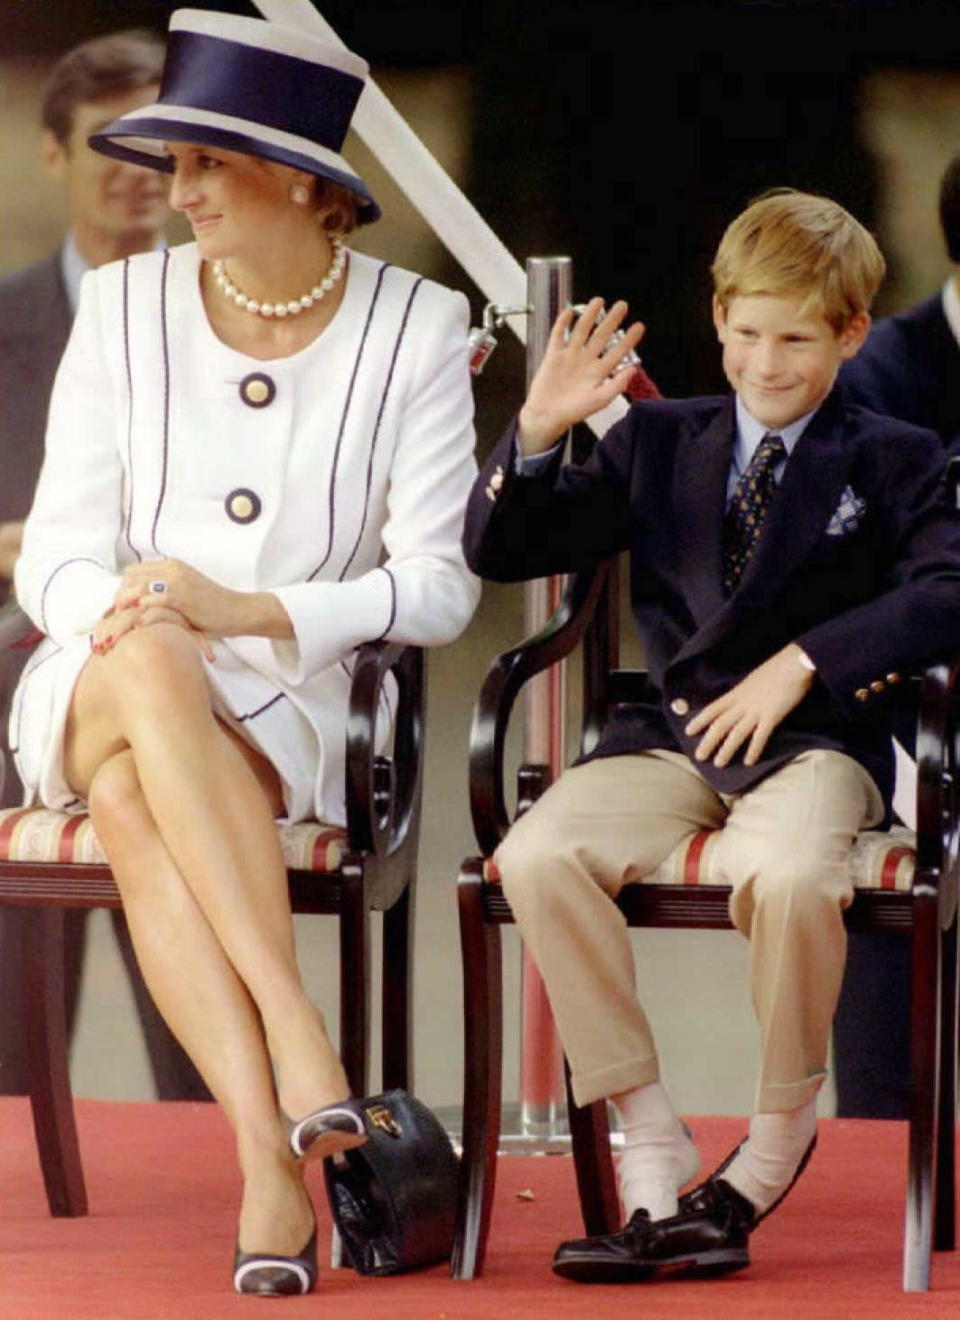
[
  {"left": 21, "top": 908, "right": 88, "bottom": 1217},
  {"left": 381, "top": 880, "right": 412, "bottom": 1093},
  {"left": 935, "top": 913, "right": 958, "bottom": 1251},
  {"left": 338, "top": 858, "right": 370, "bottom": 1098},
  {"left": 904, "top": 897, "right": 940, "bottom": 1291},
  {"left": 451, "top": 860, "right": 503, "bottom": 1280},
  {"left": 565, "top": 1064, "right": 619, "bottom": 1235}
]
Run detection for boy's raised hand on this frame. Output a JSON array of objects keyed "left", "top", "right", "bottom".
[
  {"left": 517, "top": 297, "right": 646, "bottom": 455},
  {"left": 684, "top": 643, "right": 816, "bottom": 768}
]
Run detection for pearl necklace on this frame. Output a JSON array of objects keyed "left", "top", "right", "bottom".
[{"left": 212, "top": 236, "right": 346, "bottom": 318}]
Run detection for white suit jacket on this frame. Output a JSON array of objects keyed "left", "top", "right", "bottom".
[{"left": 12, "top": 244, "right": 480, "bottom": 822}]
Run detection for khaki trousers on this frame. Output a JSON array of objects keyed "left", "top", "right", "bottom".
[{"left": 494, "top": 748, "right": 884, "bottom": 1113}]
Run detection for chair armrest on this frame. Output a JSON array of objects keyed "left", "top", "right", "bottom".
[
  {"left": 0, "top": 600, "right": 38, "bottom": 651},
  {"left": 344, "top": 640, "right": 425, "bottom": 860},
  {"left": 913, "top": 656, "right": 960, "bottom": 927},
  {"left": 469, "top": 562, "right": 611, "bottom": 856}
]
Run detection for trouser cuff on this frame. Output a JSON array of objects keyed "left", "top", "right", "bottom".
[{"left": 571, "top": 1053, "right": 660, "bottom": 1109}]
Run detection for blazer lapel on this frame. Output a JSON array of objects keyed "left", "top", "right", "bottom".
[
  {"left": 673, "top": 398, "right": 735, "bottom": 625},
  {"left": 672, "top": 388, "right": 855, "bottom": 665}
]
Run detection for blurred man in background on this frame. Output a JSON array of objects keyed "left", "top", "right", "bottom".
[
  {"left": 834, "top": 154, "right": 960, "bottom": 1119},
  {"left": 0, "top": 28, "right": 209, "bottom": 1100}
]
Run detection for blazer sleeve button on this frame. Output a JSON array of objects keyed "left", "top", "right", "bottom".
[
  {"left": 854, "top": 687, "right": 870, "bottom": 702},
  {"left": 870, "top": 680, "right": 885, "bottom": 693},
  {"left": 670, "top": 697, "right": 690, "bottom": 716}
]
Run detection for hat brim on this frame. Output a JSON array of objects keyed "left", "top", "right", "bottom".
[{"left": 89, "top": 105, "right": 380, "bottom": 225}]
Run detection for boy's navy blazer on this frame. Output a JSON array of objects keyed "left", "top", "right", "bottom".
[
  {"left": 839, "top": 293, "right": 960, "bottom": 453},
  {"left": 463, "top": 387, "right": 960, "bottom": 809}
]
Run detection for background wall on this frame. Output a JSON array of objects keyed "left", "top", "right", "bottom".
[{"left": 2, "top": 0, "right": 959, "bottom": 1122}]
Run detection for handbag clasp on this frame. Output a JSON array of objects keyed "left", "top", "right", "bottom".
[{"left": 366, "top": 1103, "right": 402, "bottom": 1138}]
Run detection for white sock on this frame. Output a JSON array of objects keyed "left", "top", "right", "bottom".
[
  {"left": 722, "top": 1100, "right": 818, "bottom": 1215},
  {"left": 613, "top": 1081, "right": 701, "bottom": 1222}
]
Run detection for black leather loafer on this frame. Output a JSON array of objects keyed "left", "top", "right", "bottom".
[
  {"left": 553, "top": 1134, "right": 817, "bottom": 1283},
  {"left": 552, "top": 1209, "right": 660, "bottom": 1283},
  {"left": 679, "top": 1131, "right": 817, "bottom": 1226},
  {"left": 552, "top": 1193, "right": 750, "bottom": 1284}
]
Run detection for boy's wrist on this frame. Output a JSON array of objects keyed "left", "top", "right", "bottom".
[{"left": 517, "top": 406, "right": 565, "bottom": 455}]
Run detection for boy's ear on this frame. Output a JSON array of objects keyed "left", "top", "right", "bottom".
[
  {"left": 712, "top": 296, "right": 728, "bottom": 341},
  {"left": 838, "top": 311, "right": 871, "bottom": 360}
]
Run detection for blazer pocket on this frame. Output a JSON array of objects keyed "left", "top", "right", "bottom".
[{"left": 826, "top": 487, "right": 867, "bottom": 537}]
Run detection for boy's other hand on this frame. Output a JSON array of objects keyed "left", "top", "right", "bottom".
[
  {"left": 685, "top": 643, "right": 816, "bottom": 768},
  {"left": 517, "top": 297, "right": 645, "bottom": 455}
]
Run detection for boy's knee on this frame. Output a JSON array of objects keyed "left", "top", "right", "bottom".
[
  {"left": 736, "top": 844, "right": 852, "bottom": 919},
  {"left": 495, "top": 811, "right": 573, "bottom": 914}
]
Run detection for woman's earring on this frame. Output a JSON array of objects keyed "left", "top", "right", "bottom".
[{"left": 290, "top": 183, "right": 310, "bottom": 206}]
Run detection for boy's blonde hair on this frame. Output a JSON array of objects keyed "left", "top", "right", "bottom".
[{"left": 711, "top": 188, "right": 886, "bottom": 332}]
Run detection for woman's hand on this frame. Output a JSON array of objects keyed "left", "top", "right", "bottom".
[
  {"left": 108, "top": 559, "right": 294, "bottom": 645},
  {"left": 113, "top": 559, "right": 245, "bottom": 636},
  {"left": 91, "top": 600, "right": 214, "bottom": 661},
  {"left": 517, "top": 298, "right": 646, "bottom": 455}
]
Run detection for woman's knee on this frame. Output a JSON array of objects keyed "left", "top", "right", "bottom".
[{"left": 96, "top": 624, "right": 209, "bottom": 717}]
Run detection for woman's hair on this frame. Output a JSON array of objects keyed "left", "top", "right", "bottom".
[
  {"left": 41, "top": 29, "right": 165, "bottom": 147},
  {"left": 314, "top": 178, "right": 361, "bottom": 236},
  {"left": 711, "top": 188, "right": 886, "bottom": 332}
]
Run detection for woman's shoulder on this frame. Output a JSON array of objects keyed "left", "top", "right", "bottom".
[
  {"left": 80, "top": 242, "right": 198, "bottom": 305},
  {"left": 347, "top": 249, "right": 468, "bottom": 322}
]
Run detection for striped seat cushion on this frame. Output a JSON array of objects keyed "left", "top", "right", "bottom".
[
  {"left": 483, "top": 825, "right": 916, "bottom": 893},
  {"left": 0, "top": 806, "right": 347, "bottom": 874}
]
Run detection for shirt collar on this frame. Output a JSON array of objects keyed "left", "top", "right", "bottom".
[
  {"left": 59, "top": 233, "right": 89, "bottom": 316},
  {"left": 942, "top": 276, "right": 960, "bottom": 351},
  {"left": 732, "top": 394, "right": 817, "bottom": 477}
]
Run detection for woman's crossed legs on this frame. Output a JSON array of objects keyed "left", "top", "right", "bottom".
[{"left": 64, "top": 622, "right": 342, "bottom": 1256}]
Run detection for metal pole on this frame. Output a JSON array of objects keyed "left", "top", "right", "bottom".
[{"left": 519, "top": 257, "right": 572, "bottom": 1139}]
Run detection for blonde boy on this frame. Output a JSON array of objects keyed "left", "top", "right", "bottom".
[{"left": 463, "top": 189, "right": 960, "bottom": 1281}]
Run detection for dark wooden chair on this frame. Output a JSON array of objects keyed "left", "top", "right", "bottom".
[
  {"left": 451, "top": 559, "right": 960, "bottom": 1292},
  {"left": 0, "top": 601, "right": 424, "bottom": 1220}
]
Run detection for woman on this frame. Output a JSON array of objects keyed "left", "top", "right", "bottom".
[{"left": 11, "top": 9, "right": 479, "bottom": 1297}]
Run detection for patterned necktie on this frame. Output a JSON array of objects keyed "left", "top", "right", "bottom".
[{"left": 721, "top": 431, "right": 787, "bottom": 594}]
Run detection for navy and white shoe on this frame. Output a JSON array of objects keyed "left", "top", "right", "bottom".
[
  {"left": 288, "top": 1099, "right": 368, "bottom": 1162},
  {"left": 233, "top": 1225, "right": 319, "bottom": 1296}
]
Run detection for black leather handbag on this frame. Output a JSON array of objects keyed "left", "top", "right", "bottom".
[{"left": 323, "top": 1089, "right": 460, "bottom": 1275}]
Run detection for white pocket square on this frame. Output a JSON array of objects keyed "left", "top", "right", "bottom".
[{"left": 826, "top": 487, "right": 867, "bottom": 536}]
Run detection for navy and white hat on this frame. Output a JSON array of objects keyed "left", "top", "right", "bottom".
[{"left": 88, "top": 8, "right": 380, "bottom": 224}]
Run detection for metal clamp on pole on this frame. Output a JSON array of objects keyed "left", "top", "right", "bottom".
[
  {"left": 468, "top": 302, "right": 531, "bottom": 376},
  {"left": 518, "top": 255, "right": 572, "bottom": 1143}
]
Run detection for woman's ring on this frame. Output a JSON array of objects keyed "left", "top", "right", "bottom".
[{"left": 148, "top": 580, "right": 167, "bottom": 595}]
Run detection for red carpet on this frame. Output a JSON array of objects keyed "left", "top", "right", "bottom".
[{"left": 2, "top": 1098, "right": 960, "bottom": 1318}]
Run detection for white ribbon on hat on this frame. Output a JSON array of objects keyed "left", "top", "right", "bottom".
[{"left": 252, "top": 0, "right": 627, "bottom": 443}]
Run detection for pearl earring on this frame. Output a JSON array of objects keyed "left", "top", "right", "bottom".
[{"left": 290, "top": 183, "right": 310, "bottom": 206}]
